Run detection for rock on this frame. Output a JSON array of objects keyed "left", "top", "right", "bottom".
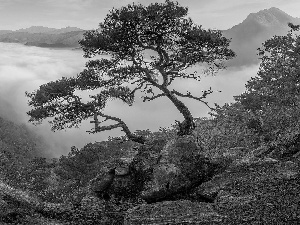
[
  {"left": 89, "top": 167, "right": 116, "bottom": 200},
  {"left": 86, "top": 136, "right": 219, "bottom": 203},
  {"left": 139, "top": 136, "right": 216, "bottom": 203},
  {"left": 124, "top": 200, "right": 226, "bottom": 225},
  {"left": 131, "top": 138, "right": 166, "bottom": 172},
  {"left": 197, "top": 158, "right": 300, "bottom": 223},
  {"left": 193, "top": 173, "right": 231, "bottom": 201},
  {"left": 199, "top": 158, "right": 298, "bottom": 199},
  {"left": 215, "top": 190, "right": 257, "bottom": 209}
]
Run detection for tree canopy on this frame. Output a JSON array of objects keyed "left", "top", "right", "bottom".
[
  {"left": 191, "top": 23, "right": 300, "bottom": 159},
  {"left": 237, "top": 23, "right": 300, "bottom": 145},
  {"left": 26, "top": 0, "right": 235, "bottom": 143},
  {"left": 239, "top": 23, "right": 300, "bottom": 111}
]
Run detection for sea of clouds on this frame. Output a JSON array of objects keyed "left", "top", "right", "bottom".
[{"left": 0, "top": 42, "right": 259, "bottom": 157}]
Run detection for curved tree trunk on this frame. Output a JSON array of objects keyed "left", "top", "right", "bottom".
[
  {"left": 160, "top": 87, "right": 195, "bottom": 135},
  {"left": 121, "top": 122, "right": 146, "bottom": 144}
]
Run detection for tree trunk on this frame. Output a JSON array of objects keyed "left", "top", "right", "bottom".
[
  {"left": 160, "top": 87, "right": 195, "bottom": 135},
  {"left": 121, "top": 122, "right": 146, "bottom": 144}
]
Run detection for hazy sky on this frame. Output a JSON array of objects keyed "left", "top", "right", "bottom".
[{"left": 0, "top": 0, "right": 300, "bottom": 30}]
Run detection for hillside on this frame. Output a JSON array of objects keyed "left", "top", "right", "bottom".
[
  {"left": 0, "top": 26, "right": 86, "bottom": 48},
  {"left": 0, "top": 30, "right": 13, "bottom": 35},
  {"left": 223, "top": 7, "right": 300, "bottom": 67},
  {"left": 0, "top": 116, "right": 49, "bottom": 166}
]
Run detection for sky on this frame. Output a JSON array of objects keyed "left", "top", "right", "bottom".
[{"left": 0, "top": 0, "right": 300, "bottom": 31}]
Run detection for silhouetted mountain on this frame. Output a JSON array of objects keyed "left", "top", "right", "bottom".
[
  {"left": 15, "top": 26, "right": 84, "bottom": 34},
  {"left": 15, "top": 26, "right": 57, "bottom": 33},
  {"left": 223, "top": 7, "right": 300, "bottom": 67},
  {"left": 0, "top": 26, "right": 86, "bottom": 48}
]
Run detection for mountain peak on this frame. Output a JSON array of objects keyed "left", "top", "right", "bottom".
[
  {"left": 267, "top": 7, "right": 286, "bottom": 14},
  {"left": 246, "top": 7, "right": 293, "bottom": 26}
]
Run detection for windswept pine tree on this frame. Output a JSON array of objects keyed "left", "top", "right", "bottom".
[{"left": 26, "top": 0, "right": 235, "bottom": 143}]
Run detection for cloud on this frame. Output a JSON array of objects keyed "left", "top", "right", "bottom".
[
  {"left": 0, "top": 0, "right": 11, "bottom": 9},
  {"left": 0, "top": 42, "right": 259, "bottom": 157},
  {"left": 0, "top": 43, "right": 88, "bottom": 156}
]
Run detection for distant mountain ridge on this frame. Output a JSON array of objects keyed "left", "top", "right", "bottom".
[
  {"left": 0, "top": 8, "right": 299, "bottom": 56},
  {"left": 0, "top": 30, "right": 13, "bottom": 35},
  {"left": 15, "top": 26, "right": 84, "bottom": 34},
  {"left": 0, "top": 26, "right": 86, "bottom": 48},
  {"left": 223, "top": 7, "right": 300, "bottom": 67}
]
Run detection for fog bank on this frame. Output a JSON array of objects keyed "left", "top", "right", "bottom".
[{"left": 0, "top": 43, "right": 257, "bottom": 157}]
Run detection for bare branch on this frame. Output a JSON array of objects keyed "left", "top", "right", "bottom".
[
  {"left": 89, "top": 111, "right": 145, "bottom": 144},
  {"left": 165, "top": 58, "right": 188, "bottom": 76},
  {"left": 88, "top": 122, "right": 122, "bottom": 133},
  {"left": 143, "top": 93, "right": 167, "bottom": 102},
  {"left": 166, "top": 71, "right": 201, "bottom": 86},
  {"left": 171, "top": 89, "right": 214, "bottom": 110},
  {"left": 130, "top": 79, "right": 147, "bottom": 95}
]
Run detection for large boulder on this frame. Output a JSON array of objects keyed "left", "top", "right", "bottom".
[
  {"left": 88, "top": 136, "right": 219, "bottom": 203},
  {"left": 125, "top": 157, "right": 300, "bottom": 224},
  {"left": 89, "top": 167, "right": 116, "bottom": 200},
  {"left": 138, "top": 136, "right": 217, "bottom": 203},
  {"left": 131, "top": 138, "right": 166, "bottom": 172}
]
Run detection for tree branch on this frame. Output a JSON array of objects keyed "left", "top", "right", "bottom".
[
  {"left": 171, "top": 89, "right": 214, "bottom": 110},
  {"left": 134, "top": 36, "right": 171, "bottom": 88},
  {"left": 166, "top": 71, "right": 200, "bottom": 86},
  {"left": 130, "top": 79, "right": 147, "bottom": 96},
  {"left": 89, "top": 111, "right": 145, "bottom": 144},
  {"left": 131, "top": 55, "right": 161, "bottom": 88},
  {"left": 143, "top": 93, "right": 166, "bottom": 102}
]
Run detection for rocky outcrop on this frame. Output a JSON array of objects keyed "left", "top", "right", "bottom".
[
  {"left": 125, "top": 154, "right": 300, "bottom": 224},
  {"left": 85, "top": 133, "right": 300, "bottom": 224},
  {"left": 199, "top": 158, "right": 299, "bottom": 223},
  {"left": 89, "top": 136, "right": 218, "bottom": 203},
  {"left": 89, "top": 167, "right": 116, "bottom": 200},
  {"left": 133, "top": 136, "right": 217, "bottom": 203}
]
